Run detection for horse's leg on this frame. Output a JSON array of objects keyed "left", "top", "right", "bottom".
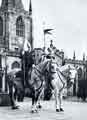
[
  {"left": 36, "top": 95, "right": 42, "bottom": 109},
  {"left": 31, "top": 90, "right": 38, "bottom": 113},
  {"left": 51, "top": 80, "right": 62, "bottom": 112},
  {"left": 31, "top": 90, "right": 42, "bottom": 113},
  {"left": 14, "top": 87, "right": 17, "bottom": 101},
  {"left": 31, "top": 97, "right": 35, "bottom": 112},
  {"left": 36, "top": 87, "right": 44, "bottom": 109},
  {"left": 57, "top": 90, "right": 64, "bottom": 112},
  {"left": 55, "top": 87, "right": 64, "bottom": 112},
  {"left": 54, "top": 88, "right": 60, "bottom": 112},
  {"left": 59, "top": 88, "right": 64, "bottom": 112},
  {"left": 34, "top": 90, "right": 42, "bottom": 112},
  {"left": 8, "top": 84, "right": 19, "bottom": 110}
]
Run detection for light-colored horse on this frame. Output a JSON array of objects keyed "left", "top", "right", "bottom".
[
  {"left": 29, "top": 56, "right": 77, "bottom": 112},
  {"left": 48, "top": 59, "right": 77, "bottom": 112},
  {"left": 7, "top": 54, "right": 77, "bottom": 112}
]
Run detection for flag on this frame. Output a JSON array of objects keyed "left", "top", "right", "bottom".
[
  {"left": 44, "top": 29, "right": 53, "bottom": 35},
  {"left": 23, "top": 39, "right": 31, "bottom": 52},
  {"left": 16, "top": 38, "right": 31, "bottom": 54}
]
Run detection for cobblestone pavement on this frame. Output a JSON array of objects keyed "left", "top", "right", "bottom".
[{"left": 0, "top": 98, "right": 87, "bottom": 120}]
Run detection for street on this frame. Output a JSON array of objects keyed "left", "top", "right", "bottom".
[{"left": 0, "top": 98, "right": 86, "bottom": 120}]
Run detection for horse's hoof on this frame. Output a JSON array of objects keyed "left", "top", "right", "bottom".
[
  {"left": 60, "top": 108, "right": 64, "bottom": 112},
  {"left": 31, "top": 110, "right": 34, "bottom": 113},
  {"left": 12, "top": 106, "right": 19, "bottom": 110},
  {"left": 56, "top": 109, "right": 60, "bottom": 112},
  {"left": 35, "top": 109, "right": 38, "bottom": 113},
  {"left": 31, "top": 109, "right": 38, "bottom": 113},
  {"left": 37, "top": 105, "right": 42, "bottom": 109}
]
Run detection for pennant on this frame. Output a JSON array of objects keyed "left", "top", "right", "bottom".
[
  {"left": 16, "top": 38, "right": 31, "bottom": 54},
  {"left": 23, "top": 39, "right": 31, "bottom": 52},
  {"left": 44, "top": 29, "right": 53, "bottom": 35}
]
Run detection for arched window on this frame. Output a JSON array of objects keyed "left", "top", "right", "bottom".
[
  {"left": 0, "top": 17, "right": 3, "bottom": 36},
  {"left": 12, "top": 61, "right": 20, "bottom": 69},
  {"left": 16, "top": 16, "right": 25, "bottom": 37}
]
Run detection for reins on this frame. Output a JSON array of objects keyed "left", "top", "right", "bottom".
[
  {"left": 34, "top": 67, "right": 43, "bottom": 76},
  {"left": 49, "top": 60, "right": 68, "bottom": 86},
  {"left": 33, "top": 61, "right": 48, "bottom": 76},
  {"left": 56, "top": 69, "right": 66, "bottom": 86},
  {"left": 32, "top": 61, "right": 48, "bottom": 91},
  {"left": 56, "top": 67, "right": 68, "bottom": 80}
]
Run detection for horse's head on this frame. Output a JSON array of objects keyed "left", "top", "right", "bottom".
[{"left": 43, "top": 58, "right": 57, "bottom": 80}]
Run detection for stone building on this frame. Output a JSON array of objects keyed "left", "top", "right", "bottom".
[
  {"left": 65, "top": 52, "right": 86, "bottom": 96},
  {"left": 0, "top": 0, "right": 33, "bottom": 92}
]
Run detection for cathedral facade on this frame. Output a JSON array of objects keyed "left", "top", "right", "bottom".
[{"left": 0, "top": 0, "right": 33, "bottom": 92}]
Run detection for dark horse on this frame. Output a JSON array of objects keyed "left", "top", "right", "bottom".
[
  {"left": 7, "top": 69, "right": 24, "bottom": 109},
  {"left": 7, "top": 48, "right": 45, "bottom": 110}
]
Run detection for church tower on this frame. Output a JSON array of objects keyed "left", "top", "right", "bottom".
[
  {"left": 0, "top": 0, "right": 33, "bottom": 91},
  {"left": 1, "top": 0, "right": 24, "bottom": 12},
  {"left": 0, "top": 0, "right": 33, "bottom": 51}
]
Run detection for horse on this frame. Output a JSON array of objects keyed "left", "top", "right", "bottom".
[
  {"left": 7, "top": 50, "right": 77, "bottom": 112},
  {"left": 26, "top": 56, "right": 77, "bottom": 113},
  {"left": 7, "top": 68, "right": 25, "bottom": 109},
  {"left": 7, "top": 48, "right": 45, "bottom": 109},
  {"left": 52, "top": 63, "right": 77, "bottom": 112}
]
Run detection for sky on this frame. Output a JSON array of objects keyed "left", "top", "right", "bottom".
[
  {"left": 1, "top": 0, "right": 87, "bottom": 60},
  {"left": 23, "top": 0, "right": 87, "bottom": 60}
]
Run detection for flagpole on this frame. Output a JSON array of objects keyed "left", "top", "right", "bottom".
[
  {"left": 44, "top": 31, "right": 46, "bottom": 53},
  {"left": 43, "top": 22, "right": 46, "bottom": 53},
  {"left": 43, "top": 27, "right": 53, "bottom": 53}
]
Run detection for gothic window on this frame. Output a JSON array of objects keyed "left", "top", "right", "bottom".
[
  {"left": 0, "top": 17, "right": 3, "bottom": 36},
  {"left": 16, "top": 16, "right": 25, "bottom": 37}
]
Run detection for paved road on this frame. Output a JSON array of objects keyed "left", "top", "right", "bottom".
[{"left": 0, "top": 98, "right": 87, "bottom": 120}]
